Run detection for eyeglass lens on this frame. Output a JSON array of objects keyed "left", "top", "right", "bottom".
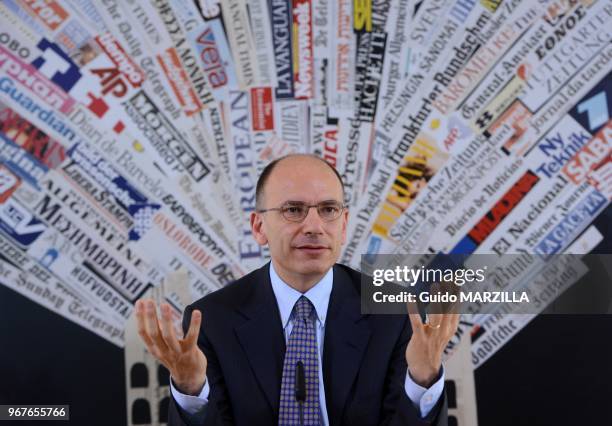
[{"left": 281, "top": 202, "right": 342, "bottom": 221}]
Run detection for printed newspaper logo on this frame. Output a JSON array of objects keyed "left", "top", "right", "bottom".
[
  {"left": 569, "top": 72, "right": 612, "bottom": 134},
  {"left": 0, "top": 198, "right": 46, "bottom": 247},
  {"left": 157, "top": 48, "right": 203, "bottom": 116},
  {"left": 0, "top": 105, "right": 66, "bottom": 169},
  {"left": 195, "top": 26, "right": 229, "bottom": 89},
  {"left": 95, "top": 32, "right": 145, "bottom": 88},
  {"left": 250, "top": 87, "right": 274, "bottom": 131},
  {"left": 353, "top": 0, "right": 372, "bottom": 32},
  {"left": 535, "top": 190, "right": 607, "bottom": 257},
  {"left": 0, "top": 165, "right": 20, "bottom": 203},
  {"left": 452, "top": 171, "right": 540, "bottom": 254},
  {"left": 0, "top": 44, "right": 75, "bottom": 113},
  {"left": 534, "top": 118, "right": 592, "bottom": 179},
  {"left": 563, "top": 121, "right": 612, "bottom": 184},
  {"left": 21, "top": 0, "right": 69, "bottom": 30},
  {"left": 293, "top": 0, "right": 314, "bottom": 99},
  {"left": 31, "top": 39, "right": 83, "bottom": 93},
  {"left": 270, "top": 0, "right": 295, "bottom": 98}
]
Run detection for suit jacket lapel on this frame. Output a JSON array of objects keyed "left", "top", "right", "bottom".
[
  {"left": 324, "top": 265, "right": 371, "bottom": 426},
  {"left": 234, "top": 263, "right": 286, "bottom": 417}
]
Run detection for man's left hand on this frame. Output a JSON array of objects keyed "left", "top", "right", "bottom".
[{"left": 405, "top": 303, "right": 460, "bottom": 387}]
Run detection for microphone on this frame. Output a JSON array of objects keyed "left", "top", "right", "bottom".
[{"left": 295, "top": 361, "right": 306, "bottom": 426}]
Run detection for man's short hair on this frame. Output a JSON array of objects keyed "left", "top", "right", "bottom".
[{"left": 255, "top": 154, "right": 345, "bottom": 209}]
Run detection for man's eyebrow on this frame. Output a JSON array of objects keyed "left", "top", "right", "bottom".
[{"left": 283, "top": 199, "right": 341, "bottom": 204}]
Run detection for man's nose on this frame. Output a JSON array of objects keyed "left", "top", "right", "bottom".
[{"left": 301, "top": 206, "right": 325, "bottom": 232}]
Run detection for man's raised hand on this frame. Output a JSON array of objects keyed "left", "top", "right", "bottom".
[
  {"left": 405, "top": 283, "right": 460, "bottom": 388},
  {"left": 405, "top": 307, "right": 460, "bottom": 387},
  {"left": 135, "top": 299, "right": 207, "bottom": 395}
]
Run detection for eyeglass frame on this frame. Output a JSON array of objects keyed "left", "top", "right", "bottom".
[{"left": 255, "top": 200, "right": 347, "bottom": 222}]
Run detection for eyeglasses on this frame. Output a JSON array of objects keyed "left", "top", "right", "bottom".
[{"left": 256, "top": 201, "right": 346, "bottom": 222}]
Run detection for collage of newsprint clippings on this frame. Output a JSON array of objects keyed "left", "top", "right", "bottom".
[{"left": 0, "top": 0, "right": 610, "bottom": 424}]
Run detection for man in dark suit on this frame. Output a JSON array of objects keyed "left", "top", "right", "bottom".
[{"left": 136, "top": 154, "right": 458, "bottom": 425}]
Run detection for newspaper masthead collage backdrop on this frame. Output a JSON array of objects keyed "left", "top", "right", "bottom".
[{"left": 0, "top": 0, "right": 610, "bottom": 424}]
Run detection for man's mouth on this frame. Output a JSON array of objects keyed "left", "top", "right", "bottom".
[{"left": 295, "top": 245, "right": 329, "bottom": 254}]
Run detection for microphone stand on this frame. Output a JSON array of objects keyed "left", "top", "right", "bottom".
[{"left": 295, "top": 361, "right": 306, "bottom": 426}]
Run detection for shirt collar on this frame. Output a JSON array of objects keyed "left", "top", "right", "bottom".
[{"left": 269, "top": 261, "right": 333, "bottom": 329}]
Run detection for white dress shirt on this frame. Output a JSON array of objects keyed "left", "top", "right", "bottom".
[{"left": 171, "top": 262, "right": 445, "bottom": 423}]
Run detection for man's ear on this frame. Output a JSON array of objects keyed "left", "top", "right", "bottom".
[
  {"left": 250, "top": 211, "right": 268, "bottom": 245},
  {"left": 341, "top": 208, "right": 349, "bottom": 245}
]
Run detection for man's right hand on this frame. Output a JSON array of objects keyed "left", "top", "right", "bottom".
[{"left": 135, "top": 299, "right": 207, "bottom": 396}]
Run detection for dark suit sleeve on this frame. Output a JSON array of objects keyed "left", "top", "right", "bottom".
[
  {"left": 380, "top": 317, "right": 448, "bottom": 426},
  {"left": 168, "top": 305, "right": 235, "bottom": 426}
]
